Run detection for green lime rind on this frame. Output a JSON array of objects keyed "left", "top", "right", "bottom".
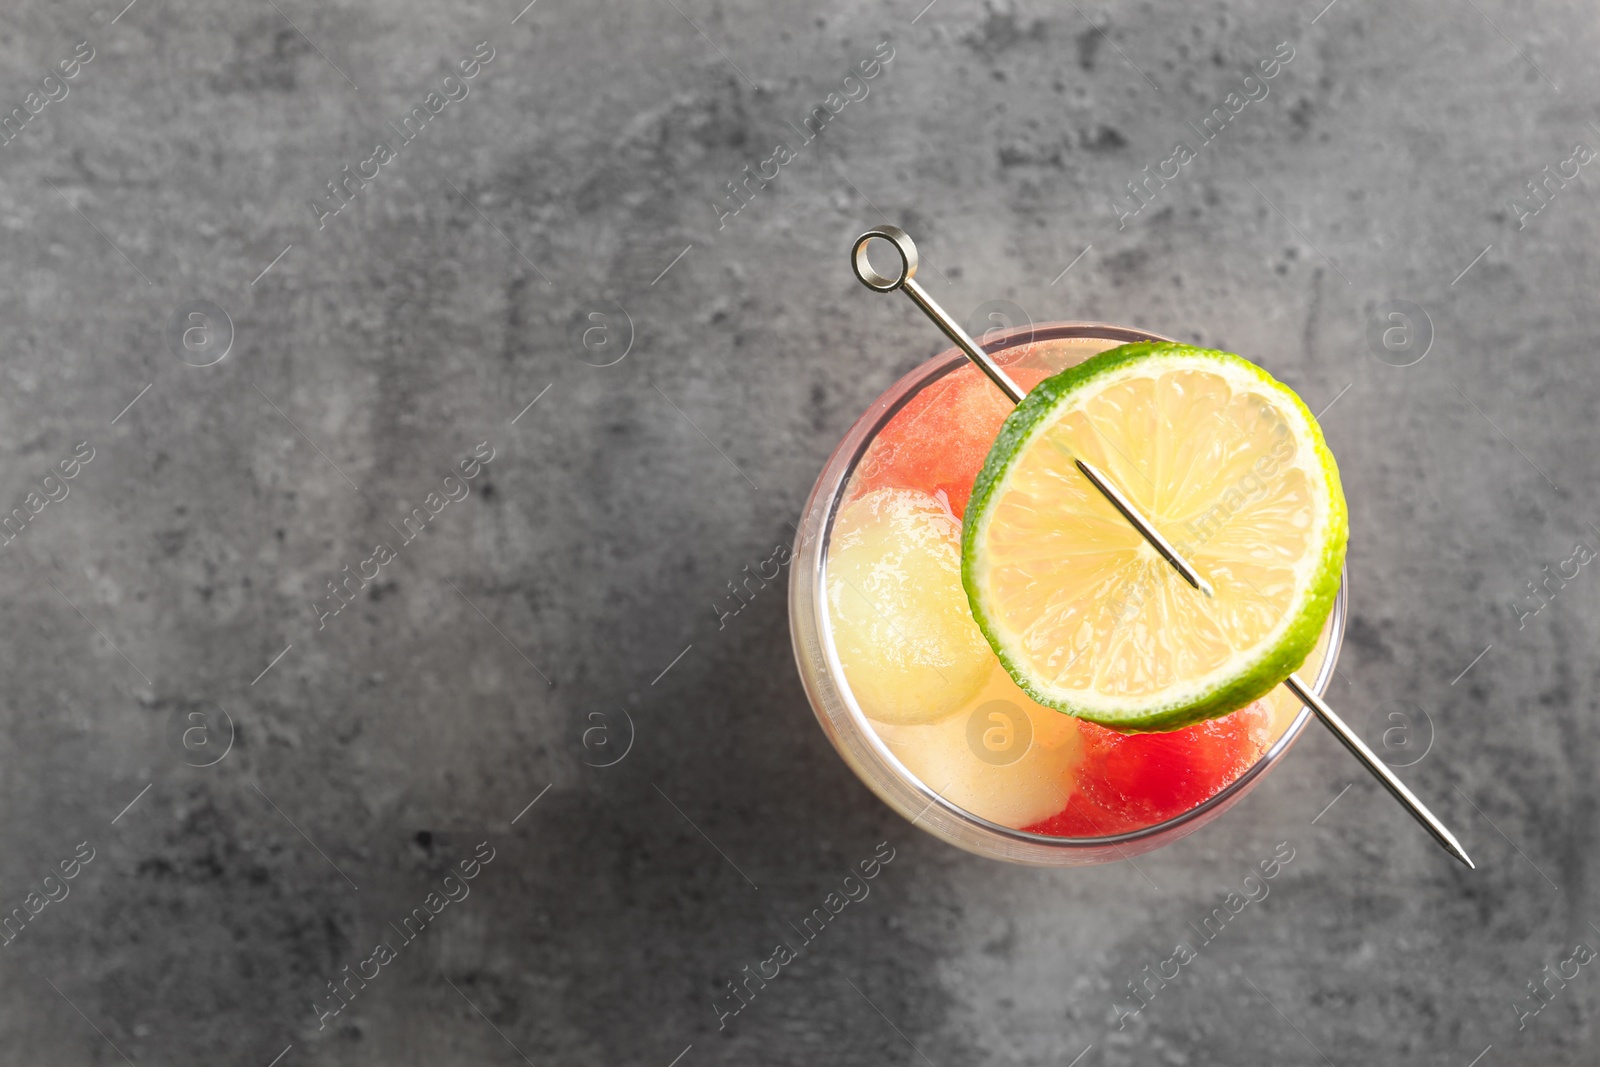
[{"left": 961, "top": 341, "right": 1349, "bottom": 733}]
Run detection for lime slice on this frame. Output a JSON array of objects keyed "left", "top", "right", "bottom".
[{"left": 962, "top": 342, "right": 1347, "bottom": 732}]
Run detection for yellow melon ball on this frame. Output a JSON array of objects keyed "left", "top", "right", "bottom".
[{"left": 827, "top": 487, "right": 996, "bottom": 725}]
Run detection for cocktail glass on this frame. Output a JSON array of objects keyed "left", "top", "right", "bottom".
[{"left": 789, "top": 321, "right": 1346, "bottom": 865}]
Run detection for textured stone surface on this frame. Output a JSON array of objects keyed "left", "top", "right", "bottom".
[{"left": 0, "top": 0, "right": 1595, "bottom": 1063}]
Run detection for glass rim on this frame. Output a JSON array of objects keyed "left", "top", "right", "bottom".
[{"left": 793, "top": 319, "right": 1346, "bottom": 856}]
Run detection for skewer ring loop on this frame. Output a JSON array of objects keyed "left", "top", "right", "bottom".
[{"left": 852, "top": 226, "right": 918, "bottom": 292}]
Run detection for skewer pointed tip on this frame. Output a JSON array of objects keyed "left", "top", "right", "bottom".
[{"left": 1285, "top": 672, "right": 1478, "bottom": 871}]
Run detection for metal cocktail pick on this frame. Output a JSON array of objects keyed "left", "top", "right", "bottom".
[{"left": 851, "top": 225, "right": 1473, "bottom": 870}]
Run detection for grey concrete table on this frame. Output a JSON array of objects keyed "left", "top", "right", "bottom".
[{"left": 0, "top": 0, "right": 1593, "bottom": 1063}]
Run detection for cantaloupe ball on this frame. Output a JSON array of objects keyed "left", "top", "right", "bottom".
[{"left": 873, "top": 668, "right": 1086, "bottom": 829}]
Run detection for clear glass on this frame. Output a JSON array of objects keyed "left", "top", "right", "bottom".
[{"left": 789, "top": 321, "right": 1347, "bottom": 865}]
